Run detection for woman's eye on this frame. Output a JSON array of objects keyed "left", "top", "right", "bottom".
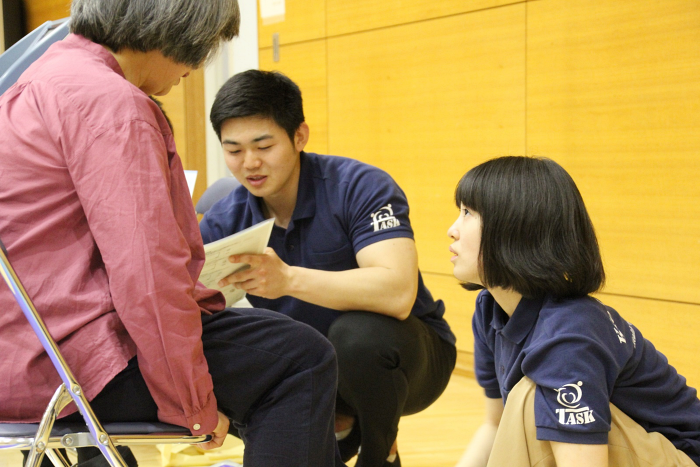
[
  {"left": 462, "top": 208, "right": 470, "bottom": 216},
  {"left": 259, "top": 146, "right": 272, "bottom": 151}
]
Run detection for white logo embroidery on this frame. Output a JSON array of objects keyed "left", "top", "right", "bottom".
[
  {"left": 370, "top": 204, "right": 401, "bottom": 232},
  {"left": 554, "top": 381, "right": 596, "bottom": 425},
  {"left": 605, "top": 309, "right": 626, "bottom": 344},
  {"left": 627, "top": 322, "right": 637, "bottom": 349}
]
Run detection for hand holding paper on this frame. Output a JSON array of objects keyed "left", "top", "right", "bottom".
[
  {"left": 219, "top": 247, "right": 293, "bottom": 300},
  {"left": 198, "top": 219, "right": 275, "bottom": 306}
]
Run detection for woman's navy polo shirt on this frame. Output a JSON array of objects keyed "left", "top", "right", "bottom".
[
  {"left": 200, "top": 152, "right": 455, "bottom": 344},
  {"left": 473, "top": 290, "right": 700, "bottom": 462}
]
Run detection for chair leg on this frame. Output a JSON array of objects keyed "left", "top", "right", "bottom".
[
  {"left": 45, "top": 449, "right": 72, "bottom": 467},
  {"left": 26, "top": 385, "right": 73, "bottom": 467}
]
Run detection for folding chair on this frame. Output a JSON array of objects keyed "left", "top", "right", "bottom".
[
  {"left": 0, "top": 18, "right": 70, "bottom": 96},
  {"left": 0, "top": 238, "right": 211, "bottom": 467}
]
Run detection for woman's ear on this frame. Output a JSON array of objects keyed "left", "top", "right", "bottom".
[{"left": 294, "top": 122, "right": 310, "bottom": 152}]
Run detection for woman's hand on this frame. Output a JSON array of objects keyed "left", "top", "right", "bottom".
[
  {"left": 199, "top": 411, "right": 230, "bottom": 450},
  {"left": 455, "top": 396, "right": 504, "bottom": 467}
]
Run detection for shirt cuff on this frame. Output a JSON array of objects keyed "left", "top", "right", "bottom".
[
  {"left": 537, "top": 426, "right": 609, "bottom": 445},
  {"left": 158, "top": 392, "right": 219, "bottom": 436}
]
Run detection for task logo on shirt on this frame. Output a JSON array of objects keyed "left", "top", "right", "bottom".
[
  {"left": 554, "top": 381, "right": 596, "bottom": 426},
  {"left": 370, "top": 204, "right": 401, "bottom": 232}
]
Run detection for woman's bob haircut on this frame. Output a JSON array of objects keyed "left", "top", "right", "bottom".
[
  {"left": 70, "top": 0, "right": 240, "bottom": 67},
  {"left": 455, "top": 156, "right": 605, "bottom": 299}
]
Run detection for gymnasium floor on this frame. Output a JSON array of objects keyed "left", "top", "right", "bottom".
[{"left": 0, "top": 374, "right": 485, "bottom": 467}]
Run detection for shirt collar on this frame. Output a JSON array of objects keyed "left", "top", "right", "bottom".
[
  {"left": 246, "top": 151, "right": 316, "bottom": 226},
  {"left": 291, "top": 152, "right": 316, "bottom": 221},
  {"left": 491, "top": 294, "right": 545, "bottom": 344},
  {"left": 246, "top": 190, "right": 267, "bottom": 223},
  {"left": 66, "top": 34, "right": 124, "bottom": 79}
]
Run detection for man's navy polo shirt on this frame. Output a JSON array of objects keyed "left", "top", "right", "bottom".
[
  {"left": 200, "top": 152, "right": 455, "bottom": 344},
  {"left": 473, "top": 290, "right": 700, "bottom": 462}
]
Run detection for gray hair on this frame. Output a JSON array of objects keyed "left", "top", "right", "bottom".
[{"left": 70, "top": 0, "right": 240, "bottom": 67}]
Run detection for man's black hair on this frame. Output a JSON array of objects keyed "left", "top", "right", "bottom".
[
  {"left": 210, "top": 70, "right": 305, "bottom": 142},
  {"left": 455, "top": 156, "right": 605, "bottom": 298}
]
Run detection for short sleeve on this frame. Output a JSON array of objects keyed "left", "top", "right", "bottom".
[
  {"left": 343, "top": 165, "right": 414, "bottom": 253},
  {"left": 522, "top": 301, "right": 635, "bottom": 445},
  {"left": 472, "top": 292, "right": 502, "bottom": 399}
]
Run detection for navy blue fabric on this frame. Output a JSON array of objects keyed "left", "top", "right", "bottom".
[
  {"left": 200, "top": 152, "right": 455, "bottom": 344},
  {"left": 473, "top": 290, "right": 700, "bottom": 463},
  {"left": 61, "top": 308, "right": 344, "bottom": 467}
]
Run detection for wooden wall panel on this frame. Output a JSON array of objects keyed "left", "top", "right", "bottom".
[
  {"left": 158, "top": 86, "right": 187, "bottom": 160},
  {"left": 157, "top": 70, "right": 208, "bottom": 204},
  {"left": 25, "top": 0, "right": 70, "bottom": 30},
  {"left": 327, "top": 5, "right": 526, "bottom": 275},
  {"left": 258, "top": 0, "right": 700, "bottom": 392},
  {"left": 327, "top": 0, "right": 523, "bottom": 37},
  {"left": 594, "top": 293, "right": 700, "bottom": 389},
  {"left": 183, "top": 70, "right": 208, "bottom": 203},
  {"left": 258, "top": 0, "right": 326, "bottom": 48},
  {"left": 1, "top": 0, "right": 4, "bottom": 53},
  {"left": 527, "top": 0, "right": 700, "bottom": 304},
  {"left": 259, "top": 40, "right": 329, "bottom": 154}
]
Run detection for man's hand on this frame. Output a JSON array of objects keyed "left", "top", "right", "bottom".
[
  {"left": 219, "top": 247, "right": 292, "bottom": 299},
  {"left": 199, "top": 411, "right": 230, "bottom": 450},
  {"left": 217, "top": 238, "right": 418, "bottom": 318}
]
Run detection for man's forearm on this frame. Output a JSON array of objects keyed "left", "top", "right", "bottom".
[{"left": 286, "top": 264, "right": 416, "bottom": 319}]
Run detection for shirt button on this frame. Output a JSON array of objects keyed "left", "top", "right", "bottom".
[
  {"left": 288, "top": 244, "right": 295, "bottom": 250},
  {"left": 500, "top": 366, "right": 505, "bottom": 374},
  {"left": 193, "top": 424, "right": 201, "bottom": 430}
]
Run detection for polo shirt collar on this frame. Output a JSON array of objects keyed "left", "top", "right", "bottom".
[
  {"left": 491, "top": 294, "right": 544, "bottom": 344},
  {"left": 291, "top": 152, "right": 316, "bottom": 221},
  {"left": 247, "top": 190, "right": 267, "bottom": 223},
  {"left": 246, "top": 151, "right": 316, "bottom": 225}
]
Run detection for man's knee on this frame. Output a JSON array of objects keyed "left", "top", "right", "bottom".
[{"left": 328, "top": 312, "right": 399, "bottom": 375}]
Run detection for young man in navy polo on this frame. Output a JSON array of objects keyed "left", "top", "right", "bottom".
[{"left": 200, "top": 70, "right": 456, "bottom": 467}]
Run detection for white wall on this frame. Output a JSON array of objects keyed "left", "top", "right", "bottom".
[{"left": 204, "top": 0, "right": 259, "bottom": 185}]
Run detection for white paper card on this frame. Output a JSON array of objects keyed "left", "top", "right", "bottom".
[
  {"left": 199, "top": 218, "right": 275, "bottom": 306},
  {"left": 184, "top": 170, "right": 197, "bottom": 198}
]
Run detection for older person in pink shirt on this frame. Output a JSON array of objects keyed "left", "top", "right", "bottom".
[{"left": 0, "top": 1, "right": 343, "bottom": 466}]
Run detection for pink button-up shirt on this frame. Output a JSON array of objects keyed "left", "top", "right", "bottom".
[{"left": 0, "top": 34, "right": 224, "bottom": 435}]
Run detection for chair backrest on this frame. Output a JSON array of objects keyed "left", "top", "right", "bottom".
[
  {"left": 195, "top": 177, "right": 241, "bottom": 215},
  {"left": 0, "top": 18, "right": 70, "bottom": 96},
  {"left": 0, "top": 239, "right": 209, "bottom": 467}
]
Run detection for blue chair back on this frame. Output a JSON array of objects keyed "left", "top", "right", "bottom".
[{"left": 0, "top": 18, "right": 70, "bottom": 96}]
